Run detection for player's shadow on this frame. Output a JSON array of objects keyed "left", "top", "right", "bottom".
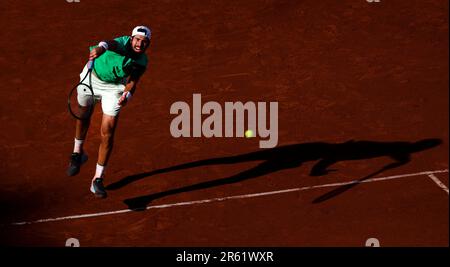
[{"left": 106, "top": 138, "right": 442, "bottom": 210}]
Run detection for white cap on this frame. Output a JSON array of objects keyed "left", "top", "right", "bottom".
[{"left": 132, "top": 26, "right": 151, "bottom": 40}]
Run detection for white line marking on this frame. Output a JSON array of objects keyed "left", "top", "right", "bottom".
[
  {"left": 427, "top": 174, "right": 449, "bottom": 194},
  {"left": 9, "top": 169, "right": 449, "bottom": 226}
]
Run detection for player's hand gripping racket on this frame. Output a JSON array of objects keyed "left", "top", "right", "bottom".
[{"left": 68, "top": 60, "right": 95, "bottom": 120}]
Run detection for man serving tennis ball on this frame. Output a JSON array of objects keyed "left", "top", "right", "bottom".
[{"left": 67, "top": 26, "right": 151, "bottom": 198}]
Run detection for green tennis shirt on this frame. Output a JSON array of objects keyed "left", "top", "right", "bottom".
[{"left": 89, "top": 36, "right": 148, "bottom": 83}]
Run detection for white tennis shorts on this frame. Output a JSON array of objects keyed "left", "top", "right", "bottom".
[{"left": 77, "top": 64, "right": 126, "bottom": 117}]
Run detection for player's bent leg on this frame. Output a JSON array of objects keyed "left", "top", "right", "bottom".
[
  {"left": 75, "top": 113, "right": 92, "bottom": 141},
  {"left": 67, "top": 66, "right": 98, "bottom": 177}
]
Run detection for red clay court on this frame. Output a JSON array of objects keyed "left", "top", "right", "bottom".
[{"left": 0, "top": 0, "right": 448, "bottom": 247}]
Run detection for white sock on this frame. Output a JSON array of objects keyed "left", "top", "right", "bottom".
[
  {"left": 94, "top": 163, "right": 105, "bottom": 179},
  {"left": 73, "top": 138, "right": 84, "bottom": 153}
]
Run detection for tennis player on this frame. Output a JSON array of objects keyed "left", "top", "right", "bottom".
[{"left": 67, "top": 26, "right": 151, "bottom": 198}]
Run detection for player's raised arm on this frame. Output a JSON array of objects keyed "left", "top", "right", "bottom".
[{"left": 88, "top": 40, "right": 119, "bottom": 60}]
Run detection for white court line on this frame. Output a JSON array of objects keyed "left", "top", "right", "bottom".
[
  {"left": 427, "top": 174, "right": 449, "bottom": 194},
  {"left": 10, "top": 169, "right": 449, "bottom": 226}
]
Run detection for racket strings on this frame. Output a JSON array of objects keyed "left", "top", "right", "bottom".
[
  {"left": 69, "top": 81, "right": 95, "bottom": 120},
  {"left": 68, "top": 62, "right": 96, "bottom": 120}
]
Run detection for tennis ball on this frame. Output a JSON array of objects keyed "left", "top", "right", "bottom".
[{"left": 245, "top": 130, "right": 254, "bottom": 138}]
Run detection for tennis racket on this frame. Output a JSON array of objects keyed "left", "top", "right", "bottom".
[{"left": 68, "top": 60, "right": 95, "bottom": 120}]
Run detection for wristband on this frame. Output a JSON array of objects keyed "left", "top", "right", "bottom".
[{"left": 98, "top": 41, "right": 109, "bottom": 50}]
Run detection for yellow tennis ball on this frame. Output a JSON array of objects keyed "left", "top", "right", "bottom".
[{"left": 245, "top": 130, "right": 254, "bottom": 138}]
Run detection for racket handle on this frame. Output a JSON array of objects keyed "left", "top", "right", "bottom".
[{"left": 87, "top": 60, "right": 94, "bottom": 70}]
